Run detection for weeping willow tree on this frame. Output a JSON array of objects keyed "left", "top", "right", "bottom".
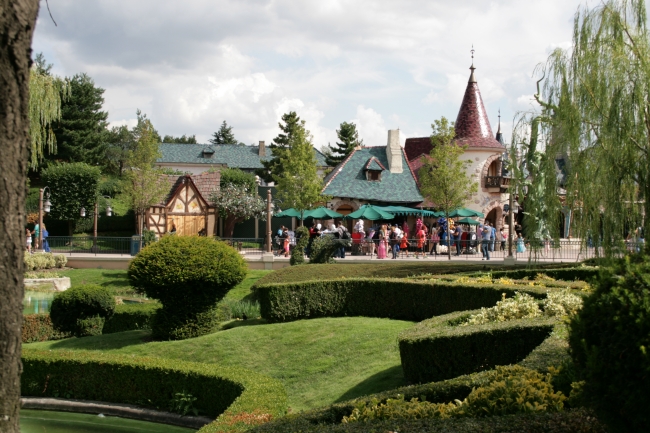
[
  {"left": 28, "top": 67, "right": 69, "bottom": 169},
  {"left": 513, "top": 0, "right": 650, "bottom": 257}
]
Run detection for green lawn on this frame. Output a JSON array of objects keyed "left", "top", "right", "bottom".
[{"left": 25, "top": 316, "right": 413, "bottom": 411}]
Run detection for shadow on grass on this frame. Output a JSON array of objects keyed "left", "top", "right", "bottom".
[
  {"left": 220, "top": 318, "right": 268, "bottom": 331},
  {"left": 334, "top": 364, "right": 407, "bottom": 403},
  {"left": 47, "top": 330, "right": 150, "bottom": 351},
  {"left": 100, "top": 272, "right": 132, "bottom": 288}
]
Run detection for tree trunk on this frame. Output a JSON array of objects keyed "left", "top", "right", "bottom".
[
  {"left": 223, "top": 215, "right": 243, "bottom": 239},
  {"left": 0, "top": 1, "right": 40, "bottom": 432}
]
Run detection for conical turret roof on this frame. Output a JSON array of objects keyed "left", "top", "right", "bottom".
[{"left": 454, "top": 64, "right": 503, "bottom": 149}]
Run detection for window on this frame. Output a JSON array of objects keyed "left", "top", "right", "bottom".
[{"left": 367, "top": 170, "right": 381, "bottom": 181}]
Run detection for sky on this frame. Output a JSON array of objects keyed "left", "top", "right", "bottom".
[{"left": 33, "top": 0, "right": 595, "bottom": 150}]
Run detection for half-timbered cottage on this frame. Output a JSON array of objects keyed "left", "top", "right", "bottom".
[{"left": 145, "top": 172, "right": 220, "bottom": 237}]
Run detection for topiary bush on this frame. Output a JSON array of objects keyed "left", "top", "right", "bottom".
[
  {"left": 128, "top": 235, "right": 247, "bottom": 340},
  {"left": 290, "top": 226, "right": 309, "bottom": 266},
  {"left": 569, "top": 255, "right": 650, "bottom": 432},
  {"left": 309, "top": 234, "right": 346, "bottom": 264},
  {"left": 49, "top": 285, "right": 116, "bottom": 337}
]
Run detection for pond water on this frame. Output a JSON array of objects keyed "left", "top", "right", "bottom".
[
  {"left": 23, "top": 291, "right": 55, "bottom": 315},
  {"left": 20, "top": 410, "right": 194, "bottom": 433}
]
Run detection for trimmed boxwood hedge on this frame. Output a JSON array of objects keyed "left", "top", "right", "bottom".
[
  {"left": 103, "top": 302, "right": 160, "bottom": 334},
  {"left": 398, "top": 310, "right": 557, "bottom": 383},
  {"left": 21, "top": 349, "right": 287, "bottom": 433},
  {"left": 247, "top": 409, "right": 607, "bottom": 433},
  {"left": 472, "top": 267, "right": 599, "bottom": 282},
  {"left": 22, "top": 314, "right": 70, "bottom": 343},
  {"left": 257, "top": 278, "right": 552, "bottom": 323}
]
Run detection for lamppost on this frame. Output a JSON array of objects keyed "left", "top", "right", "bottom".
[
  {"left": 266, "top": 189, "right": 272, "bottom": 253},
  {"left": 38, "top": 187, "right": 52, "bottom": 250},
  {"left": 81, "top": 196, "right": 112, "bottom": 252}
]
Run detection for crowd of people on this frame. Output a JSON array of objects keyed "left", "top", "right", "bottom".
[{"left": 277, "top": 217, "right": 523, "bottom": 260}]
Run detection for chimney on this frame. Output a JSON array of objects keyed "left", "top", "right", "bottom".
[
  {"left": 259, "top": 140, "right": 266, "bottom": 157},
  {"left": 386, "top": 130, "right": 402, "bottom": 173}
]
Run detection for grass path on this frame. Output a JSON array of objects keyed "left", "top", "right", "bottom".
[{"left": 26, "top": 317, "right": 413, "bottom": 411}]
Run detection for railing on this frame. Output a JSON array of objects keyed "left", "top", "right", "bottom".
[
  {"left": 485, "top": 176, "right": 510, "bottom": 189},
  {"left": 216, "top": 238, "right": 265, "bottom": 255},
  {"left": 46, "top": 236, "right": 132, "bottom": 256}
]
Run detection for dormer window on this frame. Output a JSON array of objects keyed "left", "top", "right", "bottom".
[
  {"left": 364, "top": 157, "right": 386, "bottom": 182},
  {"left": 202, "top": 147, "right": 215, "bottom": 158}
]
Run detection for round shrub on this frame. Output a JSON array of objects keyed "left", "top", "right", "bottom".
[
  {"left": 569, "top": 255, "right": 650, "bottom": 432},
  {"left": 50, "top": 284, "right": 116, "bottom": 337},
  {"left": 128, "top": 235, "right": 247, "bottom": 340}
]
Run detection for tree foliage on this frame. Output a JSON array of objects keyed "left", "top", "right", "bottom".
[
  {"left": 325, "top": 121, "right": 363, "bottom": 166},
  {"left": 41, "top": 162, "right": 101, "bottom": 235},
  {"left": 210, "top": 169, "right": 266, "bottom": 238},
  {"left": 515, "top": 0, "right": 650, "bottom": 255},
  {"left": 209, "top": 120, "right": 241, "bottom": 145},
  {"left": 256, "top": 111, "right": 302, "bottom": 183},
  {"left": 274, "top": 120, "right": 326, "bottom": 220},
  {"left": 105, "top": 125, "right": 134, "bottom": 177},
  {"left": 418, "top": 117, "right": 478, "bottom": 259},
  {"left": 162, "top": 134, "right": 197, "bottom": 144},
  {"left": 28, "top": 57, "right": 69, "bottom": 169},
  {"left": 51, "top": 73, "right": 109, "bottom": 165},
  {"left": 122, "top": 111, "right": 168, "bottom": 234}
]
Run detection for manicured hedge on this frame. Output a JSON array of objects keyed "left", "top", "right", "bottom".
[
  {"left": 473, "top": 267, "right": 599, "bottom": 282},
  {"left": 22, "top": 314, "right": 69, "bottom": 343},
  {"left": 247, "top": 408, "right": 607, "bottom": 433},
  {"left": 21, "top": 349, "right": 287, "bottom": 433},
  {"left": 398, "top": 310, "right": 556, "bottom": 383},
  {"left": 257, "top": 278, "right": 552, "bottom": 323},
  {"left": 22, "top": 303, "right": 161, "bottom": 342},
  {"left": 103, "top": 302, "right": 160, "bottom": 334}
]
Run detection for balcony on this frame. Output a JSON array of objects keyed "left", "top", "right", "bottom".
[{"left": 485, "top": 176, "right": 510, "bottom": 193}]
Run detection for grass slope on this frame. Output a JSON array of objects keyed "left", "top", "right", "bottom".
[{"left": 25, "top": 316, "right": 412, "bottom": 411}]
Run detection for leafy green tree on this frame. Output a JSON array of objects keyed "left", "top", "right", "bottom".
[
  {"left": 28, "top": 56, "right": 70, "bottom": 169},
  {"left": 418, "top": 117, "right": 478, "bottom": 260},
  {"left": 105, "top": 125, "right": 134, "bottom": 177},
  {"left": 211, "top": 168, "right": 265, "bottom": 238},
  {"left": 122, "top": 111, "right": 168, "bottom": 236},
  {"left": 325, "top": 121, "right": 363, "bottom": 166},
  {"left": 209, "top": 120, "right": 242, "bottom": 145},
  {"left": 162, "top": 134, "right": 197, "bottom": 144},
  {"left": 519, "top": 0, "right": 650, "bottom": 255},
  {"left": 41, "top": 162, "right": 102, "bottom": 235},
  {"left": 274, "top": 120, "right": 325, "bottom": 221},
  {"left": 256, "top": 111, "right": 302, "bottom": 183},
  {"left": 51, "top": 73, "right": 109, "bottom": 165}
]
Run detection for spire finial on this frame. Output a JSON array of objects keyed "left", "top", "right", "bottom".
[
  {"left": 497, "top": 108, "right": 502, "bottom": 133},
  {"left": 468, "top": 45, "right": 477, "bottom": 83}
]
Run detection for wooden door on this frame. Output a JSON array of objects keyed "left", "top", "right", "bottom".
[{"left": 169, "top": 215, "right": 206, "bottom": 236}]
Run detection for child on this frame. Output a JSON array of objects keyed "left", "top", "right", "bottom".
[
  {"left": 25, "top": 228, "right": 32, "bottom": 253},
  {"left": 399, "top": 235, "right": 410, "bottom": 258},
  {"left": 416, "top": 226, "right": 427, "bottom": 259}
]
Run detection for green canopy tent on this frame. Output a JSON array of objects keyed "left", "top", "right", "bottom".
[
  {"left": 448, "top": 208, "right": 485, "bottom": 218},
  {"left": 303, "top": 207, "right": 344, "bottom": 220},
  {"left": 273, "top": 208, "right": 305, "bottom": 219},
  {"left": 456, "top": 217, "right": 480, "bottom": 225},
  {"left": 374, "top": 205, "right": 438, "bottom": 218},
  {"left": 343, "top": 204, "right": 395, "bottom": 221}
]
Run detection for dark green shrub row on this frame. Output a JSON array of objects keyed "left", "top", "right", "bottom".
[
  {"left": 102, "top": 302, "right": 160, "bottom": 334},
  {"left": 22, "top": 314, "right": 69, "bottom": 343},
  {"left": 50, "top": 285, "right": 116, "bottom": 337},
  {"left": 21, "top": 349, "right": 287, "bottom": 433},
  {"left": 398, "top": 310, "right": 556, "bottom": 383},
  {"left": 248, "top": 408, "right": 607, "bottom": 433},
  {"left": 23, "top": 303, "right": 160, "bottom": 342},
  {"left": 257, "top": 278, "right": 552, "bottom": 323},
  {"left": 471, "top": 267, "right": 599, "bottom": 282}
]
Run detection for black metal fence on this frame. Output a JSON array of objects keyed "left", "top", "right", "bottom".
[
  {"left": 46, "top": 236, "right": 132, "bottom": 256},
  {"left": 217, "top": 238, "right": 265, "bottom": 255}
]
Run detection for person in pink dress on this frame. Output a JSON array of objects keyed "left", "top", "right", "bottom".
[
  {"left": 402, "top": 221, "right": 410, "bottom": 240},
  {"left": 377, "top": 224, "right": 387, "bottom": 259}
]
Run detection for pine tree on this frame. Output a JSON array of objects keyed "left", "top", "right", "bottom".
[
  {"left": 325, "top": 121, "right": 363, "bottom": 166},
  {"left": 51, "top": 73, "right": 109, "bottom": 165},
  {"left": 209, "top": 120, "right": 239, "bottom": 144},
  {"left": 256, "top": 111, "right": 302, "bottom": 183}
]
